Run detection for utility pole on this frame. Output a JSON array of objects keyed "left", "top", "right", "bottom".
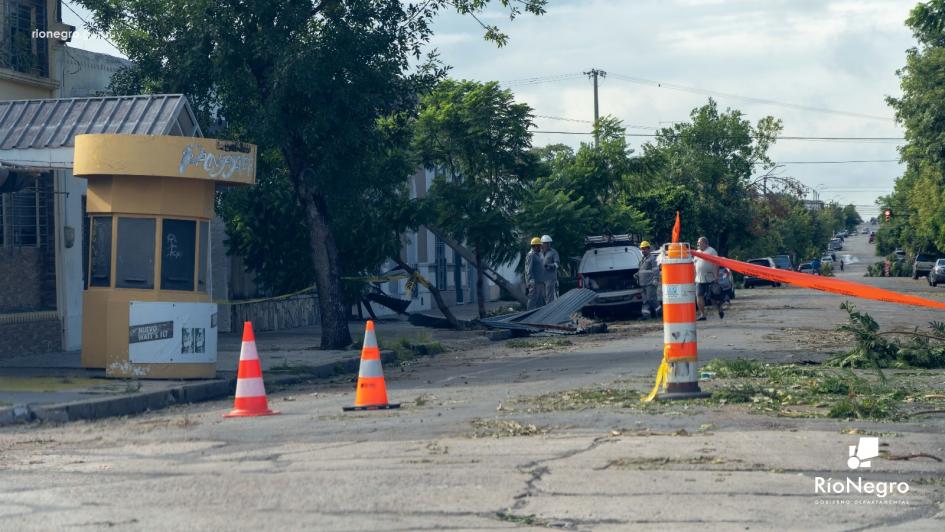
[{"left": 584, "top": 68, "right": 606, "bottom": 146}]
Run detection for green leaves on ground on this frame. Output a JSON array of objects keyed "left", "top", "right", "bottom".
[
  {"left": 702, "top": 358, "right": 917, "bottom": 421},
  {"left": 830, "top": 302, "right": 945, "bottom": 371}
]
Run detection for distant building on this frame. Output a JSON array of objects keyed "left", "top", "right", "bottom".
[
  {"left": 56, "top": 45, "right": 132, "bottom": 98},
  {"left": 802, "top": 199, "right": 824, "bottom": 211},
  {"left": 366, "top": 168, "right": 516, "bottom": 317}
]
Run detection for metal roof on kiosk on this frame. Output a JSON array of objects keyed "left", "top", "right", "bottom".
[{"left": 0, "top": 94, "right": 203, "bottom": 150}]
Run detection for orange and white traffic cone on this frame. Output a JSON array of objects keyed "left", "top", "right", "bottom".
[
  {"left": 224, "top": 321, "right": 279, "bottom": 418},
  {"left": 343, "top": 320, "right": 400, "bottom": 411},
  {"left": 644, "top": 242, "right": 711, "bottom": 401}
]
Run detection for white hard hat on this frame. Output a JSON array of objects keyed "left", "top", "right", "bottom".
[{"left": 540, "top": 235, "right": 552, "bottom": 243}]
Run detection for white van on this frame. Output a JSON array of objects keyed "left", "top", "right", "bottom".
[{"left": 577, "top": 235, "right": 648, "bottom": 316}]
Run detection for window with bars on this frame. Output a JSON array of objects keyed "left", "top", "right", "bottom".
[
  {"left": 435, "top": 239, "right": 447, "bottom": 290},
  {"left": 1, "top": 180, "right": 49, "bottom": 248},
  {"left": 0, "top": 0, "right": 49, "bottom": 78}
]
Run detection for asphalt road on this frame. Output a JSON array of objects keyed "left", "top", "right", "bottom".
[{"left": 2, "top": 229, "right": 944, "bottom": 531}]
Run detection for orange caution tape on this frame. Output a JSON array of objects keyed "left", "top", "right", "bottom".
[{"left": 692, "top": 251, "right": 945, "bottom": 310}]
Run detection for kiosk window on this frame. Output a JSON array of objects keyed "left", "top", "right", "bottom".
[
  {"left": 89, "top": 216, "right": 112, "bottom": 287},
  {"left": 197, "top": 220, "right": 209, "bottom": 292},
  {"left": 161, "top": 219, "right": 196, "bottom": 291},
  {"left": 116, "top": 218, "right": 155, "bottom": 289}
]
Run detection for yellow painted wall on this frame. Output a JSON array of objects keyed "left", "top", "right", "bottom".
[
  {"left": 86, "top": 175, "right": 215, "bottom": 219},
  {"left": 75, "top": 135, "right": 256, "bottom": 185},
  {"left": 76, "top": 134, "right": 255, "bottom": 379},
  {"left": 81, "top": 210, "right": 214, "bottom": 378}
]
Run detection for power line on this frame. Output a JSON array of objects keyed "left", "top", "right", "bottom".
[
  {"left": 61, "top": 0, "right": 122, "bottom": 53},
  {"left": 777, "top": 160, "right": 899, "bottom": 164},
  {"left": 608, "top": 72, "right": 895, "bottom": 122},
  {"left": 529, "top": 129, "right": 904, "bottom": 143},
  {"left": 502, "top": 73, "right": 584, "bottom": 86}
]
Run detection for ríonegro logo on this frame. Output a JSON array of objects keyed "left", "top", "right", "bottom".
[
  {"left": 847, "top": 436, "right": 879, "bottom": 469},
  {"left": 814, "top": 437, "right": 910, "bottom": 504}
]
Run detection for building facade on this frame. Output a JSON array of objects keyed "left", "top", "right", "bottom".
[
  {"left": 0, "top": 0, "right": 75, "bottom": 100},
  {"left": 366, "top": 168, "right": 519, "bottom": 317},
  {"left": 0, "top": 95, "right": 204, "bottom": 358}
]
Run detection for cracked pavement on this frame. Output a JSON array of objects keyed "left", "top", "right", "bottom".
[{"left": 2, "top": 235, "right": 945, "bottom": 531}]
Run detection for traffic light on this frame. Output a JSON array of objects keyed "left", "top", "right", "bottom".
[{"left": 885, "top": 209, "right": 891, "bottom": 222}]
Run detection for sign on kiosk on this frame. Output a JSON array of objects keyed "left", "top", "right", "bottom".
[{"left": 129, "top": 302, "right": 218, "bottom": 365}]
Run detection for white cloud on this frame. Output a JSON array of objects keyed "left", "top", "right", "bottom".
[
  {"left": 65, "top": 0, "right": 917, "bottom": 212},
  {"left": 427, "top": 0, "right": 917, "bottom": 211}
]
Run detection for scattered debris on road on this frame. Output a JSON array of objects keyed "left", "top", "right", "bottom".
[
  {"left": 470, "top": 418, "right": 551, "bottom": 438},
  {"left": 479, "top": 288, "right": 602, "bottom": 334}
]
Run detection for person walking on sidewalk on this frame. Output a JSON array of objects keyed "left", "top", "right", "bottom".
[
  {"left": 694, "top": 236, "right": 724, "bottom": 321},
  {"left": 524, "top": 237, "right": 546, "bottom": 309},
  {"left": 540, "top": 235, "right": 560, "bottom": 304}
]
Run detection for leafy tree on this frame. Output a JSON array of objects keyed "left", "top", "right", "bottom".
[
  {"left": 519, "top": 118, "right": 650, "bottom": 270},
  {"left": 842, "top": 204, "right": 863, "bottom": 231},
  {"left": 633, "top": 99, "right": 782, "bottom": 253},
  {"left": 78, "top": 0, "right": 546, "bottom": 348},
  {"left": 413, "top": 80, "right": 537, "bottom": 317},
  {"left": 880, "top": 0, "right": 945, "bottom": 256}
]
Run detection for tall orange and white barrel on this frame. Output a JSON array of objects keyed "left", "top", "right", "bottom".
[{"left": 645, "top": 242, "right": 710, "bottom": 401}]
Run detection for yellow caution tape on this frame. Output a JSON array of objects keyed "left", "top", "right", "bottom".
[
  {"left": 212, "top": 284, "right": 317, "bottom": 306},
  {"left": 349, "top": 273, "right": 412, "bottom": 283},
  {"left": 213, "top": 271, "right": 432, "bottom": 306},
  {"left": 404, "top": 271, "right": 433, "bottom": 298},
  {"left": 642, "top": 355, "right": 669, "bottom": 403}
]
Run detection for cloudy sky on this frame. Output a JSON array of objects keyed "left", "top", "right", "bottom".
[{"left": 64, "top": 0, "right": 921, "bottom": 218}]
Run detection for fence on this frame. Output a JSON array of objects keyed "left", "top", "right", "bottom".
[{"left": 222, "top": 294, "right": 319, "bottom": 333}]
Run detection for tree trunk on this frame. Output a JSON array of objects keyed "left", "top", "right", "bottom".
[
  {"left": 288, "top": 162, "right": 352, "bottom": 349},
  {"left": 426, "top": 225, "right": 527, "bottom": 306},
  {"left": 391, "top": 256, "right": 461, "bottom": 329},
  {"left": 475, "top": 247, "right": 487, "bottom": 318}
]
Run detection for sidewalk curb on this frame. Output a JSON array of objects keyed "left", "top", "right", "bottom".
[{"left": 0, "top": 350, "right": 395, "bottom": 428}]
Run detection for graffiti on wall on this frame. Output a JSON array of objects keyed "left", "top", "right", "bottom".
[{"left": 178, "top": 142, "right": 253, "bottom": 180}]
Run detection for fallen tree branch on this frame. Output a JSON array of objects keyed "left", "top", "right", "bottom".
[
  {"left": 877, "top": 330, "right": 945, "bottom": 341},
  {"left": 880, "top": 452, "right": 943, "bottom": 462},
  {"left": 391, "top": 256, "right": 461, "bottom": 330},
  {"left": 426, "top": 225, "right": 528, "bottom": 306}
]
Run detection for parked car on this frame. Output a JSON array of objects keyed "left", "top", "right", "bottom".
[
  {"left": 928, "top": 259, "right": 945, "bottom": 287},
  {"left": 821, "top": 255, "right": 834, "bottom": 264},
  {"left": 743, "top": 257, "right": 780, "bottom": 288},
  {"left": 772, "top": 254, "right": 793, "bottom": 270},
  {"left": 912, "top": 252, "right": 938, "bottom": 279},
  {"left": 861, "top": 228, "right": 869, "bottom": 234},
  {"left": 894, "top": 249, "right": 907, "bottom": 261},
  {"left": 828, "top": 238, "right": 843, "bottom": 251},
  {"left": 578, "top": 234, "right": 647, "bottom": 316},
  {"left": 797, "top": 262, "right": 819, "bottom": 275}
]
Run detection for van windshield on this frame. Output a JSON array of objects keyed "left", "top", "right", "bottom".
[{"left": 917, "top": 254, "right": 935, "bottom": 262}]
